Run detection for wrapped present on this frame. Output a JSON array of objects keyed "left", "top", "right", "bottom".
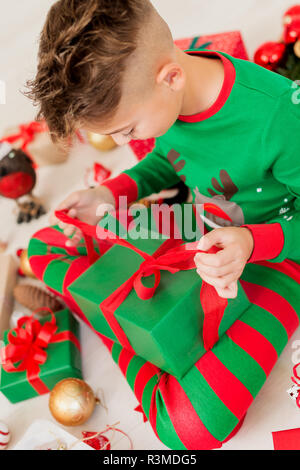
[
  {"left": 56, "top": 205, "right": 252, "bottom": 379},
  {"left": 129, "top": 30, "right": 248, "bottom": 161},
  {"left": 174, "top": 30, "right": 249, "bottom": 60},
  {"left": 0, "top": 121, "right": 70, "bottom": 167},
  {"left": 272, "top": 428, "right": 300, "bottom": 450},
  {"left": 0, "top": 308, "right": 82, "bottom": 403},
  {"left": 0, "top": 254, "right": 18, "bottom": 338}
]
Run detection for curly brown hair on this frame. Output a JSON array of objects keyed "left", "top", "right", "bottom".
[{"left": 24, "top": 0, "right": 154, "bottom": 142}]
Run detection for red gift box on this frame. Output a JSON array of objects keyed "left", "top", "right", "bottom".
[
  {"left": 272, "top": 428, "right": 300, "bottom": 450},
  {"left": 129, "top": 31, "right": 249, "bottom": 161}
]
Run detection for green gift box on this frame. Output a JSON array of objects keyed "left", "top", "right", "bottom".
[
  {"left": 62, "top": 206, "right": 252, "bottom": 378},
  {"left": 0, "top": 308, "right": 82, "bottom": 403}
]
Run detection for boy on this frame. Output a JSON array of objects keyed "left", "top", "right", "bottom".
[{"left": 26, "top": 0, "right": 300, "bottom": 449}]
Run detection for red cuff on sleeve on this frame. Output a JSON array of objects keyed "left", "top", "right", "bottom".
[
  {"left": 101, "top": 173, "right": 138, "bottom": 209},
  {"left": 240, "top": 223, "right": 284, "bottom": 263}
]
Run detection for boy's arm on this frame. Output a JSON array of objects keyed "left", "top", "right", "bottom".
[
  {"left": 240, "top": 86, "right": 300, "bottom": 264},
  {"left": 101, "top": 138, "right": 181, "bottom": 207}
]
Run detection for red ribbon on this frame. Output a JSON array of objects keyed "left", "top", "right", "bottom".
[
  {"left": 0, "top": 307, "right": 80, "bottom": 395},
  {"left": 134, "top": 404, "right": 148, "bottom": 422},
  {"left": 55, "top": 203, "right": 232, "bottom": 353},
  {"left": 291, "top": 362, "right": 300, "bottom": 408}
]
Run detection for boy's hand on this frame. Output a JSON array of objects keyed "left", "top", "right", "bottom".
[
  {"left": 49, "top": 186, "right": 116, "bottom": 247},
  {"left": 194, "top": 227, "right": 254, "bottom": 299}
]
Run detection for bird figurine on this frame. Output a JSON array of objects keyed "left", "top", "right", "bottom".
[{"left": 0, "top": 142, "right": 46, "bottom": 223}]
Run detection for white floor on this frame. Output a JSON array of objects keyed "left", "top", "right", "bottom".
[{"left": 0, "top": 0, "right": 299, "bottom": 450}]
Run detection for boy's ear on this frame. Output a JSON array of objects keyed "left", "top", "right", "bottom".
[{"left": 156, "top": 62, "right": 185, "bottom": 91}]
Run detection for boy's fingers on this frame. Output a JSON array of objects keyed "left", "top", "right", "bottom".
[
  {"left": 49, "top": 212, "right": 58, "bottom": 225},
  {"left": 196, "top": 268, "right": 239, "bottom": 289},
  {"left": 215, "top": 282, "right": 238, "bottom": 299},
  {"left": 197, "top": 228, "right": 225, "bottom": 252},
  {"left": 64, "top": 225, "right": 76, "bottom": 238},
  {"left": 71, "top": 228, "right": 83, "bottom": 244},
  {"left": 195, "top": 244, "right": 235, "bottom": 268},
  {"left": 49, "top": 194, "right": 79, "bottom": 226},
  {"left": 195, "top": 259, "right": 238, "bottom": 277},
  {"left": 66, "top": 228, "right": 83, "bottom": 247},
  {"left": 68, "top": 208, "right": 77, "bottom": 218}
]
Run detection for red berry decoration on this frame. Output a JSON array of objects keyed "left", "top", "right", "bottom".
[{"left": 254, "top": 41, "right": 286, "bottom": 70}]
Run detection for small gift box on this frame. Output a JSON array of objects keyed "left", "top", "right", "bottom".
[
  {"left": 56, "top": 205, "right": 252, "bottom": 379},
  {"left": 129, "top": 30, "right": 249, "bottom": 161},
  {"left": 272, "top": 428, "right": 300, "bottom": 450},
  {"left": 174, "top": 30, "right": 249, "bottom": 60},
  {"left": 0, "top": 121, "right": 69, "bottom": 167},
  {"left": 0, "top": 308, "right": 82, "bottom": 403}
]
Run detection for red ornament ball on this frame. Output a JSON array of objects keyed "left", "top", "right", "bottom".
[
  {"left": 283, "top": 6, "right": 300, "bottom": 44},
  {"left": 254, "top": 41, "right": 286, "bottom": 70}
]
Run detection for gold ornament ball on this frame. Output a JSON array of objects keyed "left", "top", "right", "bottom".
[
  {"left": 87, "top": 132, "right": 117, "bottom": 151},
  {"left": 49, "top": 378, "right": 97, "bottom": 426},
  {"left": 20, "top": 249, "right": 37, "bottom": 279}
]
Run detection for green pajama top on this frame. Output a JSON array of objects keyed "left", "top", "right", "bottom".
[{"left": 103, "top": 49, "right": 300, "bottom": 265}]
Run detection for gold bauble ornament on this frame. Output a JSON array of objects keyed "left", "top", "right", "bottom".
[
  {"left": 87, "top": 132, "right": 117, "bottom": 151},
  {"left": 19, "top": 249, "right": 37, "bottom": 278},
  {"left": 294, "top": 40, "right": 300, "bottom": 59},
  {"left": 49, "top": 378, "right": 97, "bottom": 426}
]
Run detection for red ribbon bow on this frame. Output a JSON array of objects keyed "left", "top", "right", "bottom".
[
  {"left": 55, "top": 204, "right": 231, "bottom": 353},
  {"left": 0, "top": 121, "right": 85, "bottom": 169},
  {"left": 0, "top": 307, "right": 80, "bottom": 395},
  {"left": 0, "top": 121, "right": 49, "bottom": 168}
]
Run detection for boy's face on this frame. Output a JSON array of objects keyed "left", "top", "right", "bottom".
[{"left": 83, "top": 59, "right": 185, "bottom": 146}]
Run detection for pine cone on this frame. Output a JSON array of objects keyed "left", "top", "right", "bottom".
[{"left": 13, "top": 284, "right": 64, "bottom": 313}]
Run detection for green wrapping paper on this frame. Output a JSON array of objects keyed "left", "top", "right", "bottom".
[
  {"left": 67, "top": 207, "right": 252, "bottom": 378},
  {"left": 0, "top": 309, "right": 82, "bottom": 403}
]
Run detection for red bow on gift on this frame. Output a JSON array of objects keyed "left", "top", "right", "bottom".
[
  {"left": 0, "top": 307, "right": 80, "bottom": 395},
  {"left": 0, "top": 121, "right": 85, "bottom": 169},
  {"left": 55, "top": 203, "right": 232, "bottom": 353},
  {"left": 0, "top": 121, "right": 48, "bottom": 168}
]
